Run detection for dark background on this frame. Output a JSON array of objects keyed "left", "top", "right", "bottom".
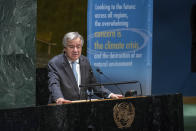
[{"left": 36, "top": 0, "right": 88, "bottom": 68}]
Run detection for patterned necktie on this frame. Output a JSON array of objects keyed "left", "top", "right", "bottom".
[{"left": 72, "top": 61, "right": 78, "bottom": 84}]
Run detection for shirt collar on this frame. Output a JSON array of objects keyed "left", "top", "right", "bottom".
[{"left": 68, "top": 58, "right": 79, "bottom": 64}]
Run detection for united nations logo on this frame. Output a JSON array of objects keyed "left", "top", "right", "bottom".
[{"left": 113, "top": 102, "right": 135, "bottom": 129}]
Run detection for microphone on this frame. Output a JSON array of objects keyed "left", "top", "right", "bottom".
[
  {"left": 89, "top": 69, "right": 93, "bottom": 75},
  {"left": 96, "top": 68, "right": 124, "bottom": 96},
  {"left": 96, "top": 68, "right": 103, "bottom": 74}
]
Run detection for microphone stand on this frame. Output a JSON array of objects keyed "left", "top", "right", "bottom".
[
  {"left": 79, "top": 81, "right": 139, "bottom": 98},
  {"left": 86, "top": 69, "right": 96, "bottom": 102},
  {"left": 80, "top": 81, "right": 139, "bottom": 87},
  {"left": 97, "top": 69, "right": 104, "bottom": 100},
  {"left": 80, "top": 69, "right": 143, "bottom": 101},
  {"left": 87, "top": 90, "right": 93, "bottom": 102},
  {"left": 96, "top": 68, "right": 143, "bottom": 96},
  {"left": 96, "top": 68, "right": 124, "bottom": 96}
]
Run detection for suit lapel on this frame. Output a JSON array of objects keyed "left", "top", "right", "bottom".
[
  {"left": 62, "top": 54, "right": 80, "bottom": 94},
  {"left": 79, "top": 56, "right": 86, "bottom": 86}
]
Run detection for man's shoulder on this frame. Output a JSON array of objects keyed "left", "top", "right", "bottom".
[
  {"left": 48, "top": 53, "right": 64, "bottom": 64},
  {"left": 80, "top": 55, "right": 87, "bottom": 59},
  {"left": 80, "top": 55, "right": 89, "bottom": 62}
]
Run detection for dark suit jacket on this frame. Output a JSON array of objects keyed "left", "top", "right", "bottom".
[{"left": 48, "top": 53, "right": 111, "bottom": 103}]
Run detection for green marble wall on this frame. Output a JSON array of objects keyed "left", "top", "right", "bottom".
[{"left": 0, "top": 0, "right": 36, "bottom": 109}]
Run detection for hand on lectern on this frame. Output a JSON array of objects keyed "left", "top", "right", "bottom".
[
  {"left": 56, "top": 98, "right": 72, "bottom": 104},
  {"left": 109, "top": 93, "right": 124, "bottom": 99}
]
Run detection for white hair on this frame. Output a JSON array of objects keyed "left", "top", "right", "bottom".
[{"left": 62, "top": 32, "right": 84, "bottom": 47}]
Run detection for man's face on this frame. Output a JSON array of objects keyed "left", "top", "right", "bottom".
[{"left": 64, "top": 37, "right": 82, "bottom": 61}]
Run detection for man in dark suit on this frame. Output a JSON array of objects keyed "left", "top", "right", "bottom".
[{"left": 48, "top": 32, "right": 123, "bottom": 104}]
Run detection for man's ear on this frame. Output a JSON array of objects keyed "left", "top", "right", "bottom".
[{"left": 63, "top": 47, "right": 66, "bottom": 51}]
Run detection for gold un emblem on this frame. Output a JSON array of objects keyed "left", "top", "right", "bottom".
[{"left": 113, "top": 102, "right": 135, "bottom": 129}]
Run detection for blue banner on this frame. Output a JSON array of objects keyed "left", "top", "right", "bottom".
[{"left": 87, "top": 0, "right": 153, "bottom": 95}]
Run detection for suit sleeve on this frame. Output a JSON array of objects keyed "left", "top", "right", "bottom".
[{"left": 48, "top": 62, "right": 64, "bottom": 102}]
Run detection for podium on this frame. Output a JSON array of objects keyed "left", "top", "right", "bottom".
[{"left": 0, "top": 94, "right": 183, "bottom": 131}]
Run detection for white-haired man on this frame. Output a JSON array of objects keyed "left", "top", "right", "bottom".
[{"left": 48, "top": 32, "right": 123, "bottom": 104}]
